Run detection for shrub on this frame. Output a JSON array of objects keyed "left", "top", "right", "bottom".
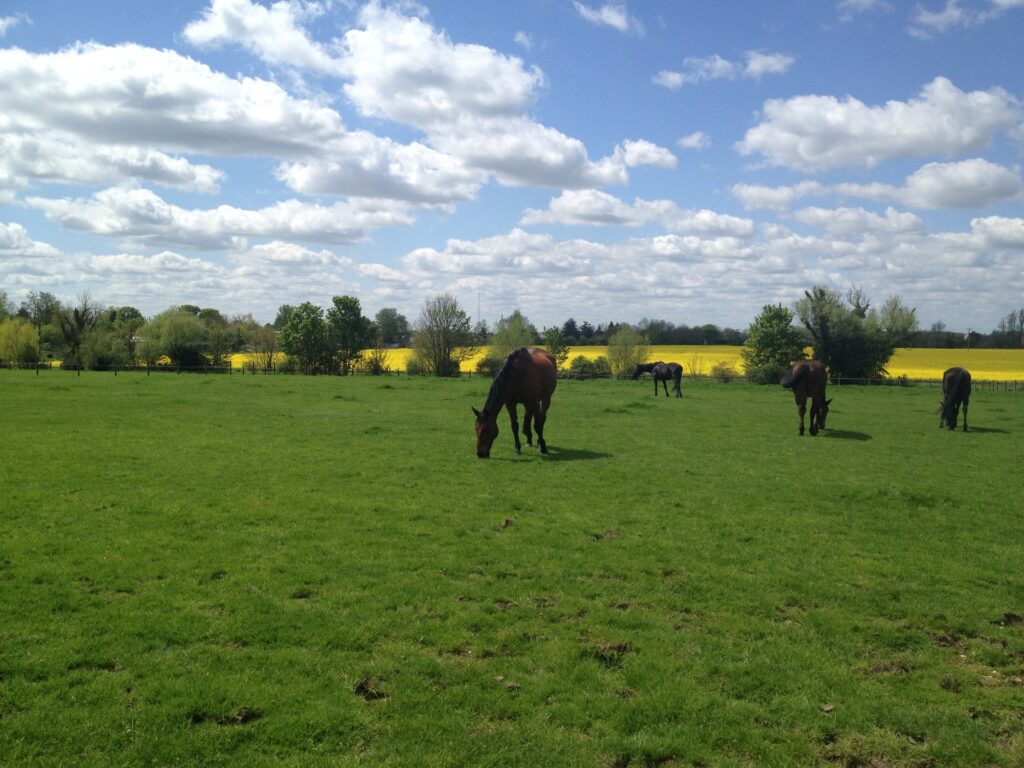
[
  {"left": 568, "top": 355, "right": 611, "bottom": 377},
  {"left": 711, "top": 361, "right": 738, "bottom": 383}
]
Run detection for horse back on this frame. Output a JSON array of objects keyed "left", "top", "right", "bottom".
[
  {"left": 943, "top": 367, "right": 971, "bottom": 401},
  {"left": 511, "top": 347, "right": 557, "bottom": 401}
]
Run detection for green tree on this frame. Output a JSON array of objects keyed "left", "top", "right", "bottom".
[
  {"left": 872, "top": 295, "right": 919, "bottom": 348},
  {"left": 477, "top": 309, "right": 537, "bottom": 375},
  {"left": 410, "top": 293, "right": 477, "bottom": 376},
  {"left": 57, "top": 294, "right": 99, "bottom": 368},
  {"left": 0, "top": 317, "right": 41, "bottom": 365},
  {"left": 326, "top": 295, "right": 372, "bottom": 374},
  {"left": 274, "top": 304, "right": 295, "bottom": 330},
  {"left": 741, "top": 304, "right": 807, "bottom": 384},
  {"left": 373, "top": 308, "right": 409, "bottom": 346},
  {"left": 141, "top": 307, "right": 208, "bottom": 367},
  {"left": 0, "top": 289, "right": 15, "bottom": 319},
  {"left": 250, "top": 325, "right": 279, "bottom": 371},
  {"left": 795, "top": 286, "right": 906, "bottom": 381},
  {"left": 606, "top": 326, "right": 649, "bottom": 378},
  {"left": 542, "top": 326, "right": 570, "bottom": 370},
  {"left": 279, "top": 301, "right": 328, "bottom": 373}
]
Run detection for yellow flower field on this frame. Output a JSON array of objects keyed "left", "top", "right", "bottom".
[{"left": 227, "top": 346, "right": 1024, "bottom": 381}]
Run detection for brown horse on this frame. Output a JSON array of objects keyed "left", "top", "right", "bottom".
[
  {"left": 632, "top": 361, "right": 683, "bottom": 397},
  {"left": 473, "top": 347, "right": 557, "bottom": 458},
  {"left": 781, "top": 360, "right": 831, "bottom": 436},
  {"left": 940, "top": 367, "right": 971, "bottom": 431}
]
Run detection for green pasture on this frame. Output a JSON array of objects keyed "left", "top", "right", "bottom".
[{"left": 1, "top": 370, "right": 1022, "bottom": 767}]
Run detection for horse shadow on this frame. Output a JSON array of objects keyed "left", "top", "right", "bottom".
[
  {"left": 823, "top": 429, "right": 872, "bottom": 441},
  {"left": 543, "top": 446, "right": 613, "bottom": 462},
  {"left": 963, "top": 426, "right": 1009, "bottom": 434}
]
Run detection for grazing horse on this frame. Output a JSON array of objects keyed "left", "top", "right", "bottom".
[
  {"left": 940, "top": 367, "right": 971, "bottom": 431},
  {"left": 781, "top": 360, "right": 831, "bottom": 436},
  {"left": 473, "top": 347, "right": 557, "bottom": 458},
  {"left": 632, "top": 361, "right": 683, "bottom": 397}
]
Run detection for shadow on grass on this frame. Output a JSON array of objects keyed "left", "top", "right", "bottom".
[
  {"left": 963, "top": 426, "right": 1009, "bottom": 434},
  {"left": 543, "top": 446, "right": 613, "bottom": 462},
  {"left": 823, "top": 429, "right": 872, "bottom": 441}
]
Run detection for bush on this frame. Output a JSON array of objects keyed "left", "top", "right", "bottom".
[
  {"left": 276, "top": 356, "right": 301, "bottom": 374},
  {"left": 746, "top": 359, "right": 791, "bottom": 385},
  {"left": 711, "top": 361, "right": 738, "bottom": 383},
  {"left": 404, "top": 355, "right": 427, "bottom": 376},
  {"left": 568, "top": 355, "right": 611, "bottom": 377},
  {"left": 475, "top": 353, "right": 504, "bottom": 377}
]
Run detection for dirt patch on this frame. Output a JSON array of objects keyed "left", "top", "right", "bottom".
[
  {"left": 355, "top": 676, "right": 389, "bottom": 701},
  {"left": 592, "top": 529, "right": 620, "bottom": 541},
  {"left": 217, "top": 707, "right": 262, "bottom": 726}
]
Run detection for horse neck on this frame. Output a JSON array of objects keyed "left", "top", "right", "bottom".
[{"left": 483, "top": 362, "right": 514, "bottom": 413}]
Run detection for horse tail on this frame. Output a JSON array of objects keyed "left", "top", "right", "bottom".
[{"left": 781, "top": 363, "right": 807, "bottom": 389}]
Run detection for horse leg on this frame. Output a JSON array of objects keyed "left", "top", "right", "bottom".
[
  {"left": 661, "top": 379, "right": 669, "bottom": 397},
  {"left": 523, "top": 408, "right": 534, "bottom": 447},
  {"left": 652, "top": 378, "right": 657, "bottom": 397},
  {"left": 948, "top": 403, "right": 959, "bottom": 431},
  {"left": 797, "top": 396, "right": 806, "bottom": 436},
  {"left": 674, "top": 377, "right": 682, "bottom": 397},
  {"left": 962, "top": 400, "right": 969, "bottom": 432},
  {"left": 535, "top": 398, "right": 550, "bottom": 454},
  {"left": 507, "top": 403, "right": 522, "bottom": 454}
]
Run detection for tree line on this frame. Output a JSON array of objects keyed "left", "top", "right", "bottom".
[{"left": 1, "top": 285, "right": 1021, "bottom": 380}]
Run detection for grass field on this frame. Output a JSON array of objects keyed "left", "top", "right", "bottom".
[{"left": 1, "top": 370, "right": 1023, "bottom": 766}]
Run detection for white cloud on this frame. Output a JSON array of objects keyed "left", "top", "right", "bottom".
[
  {"left": 618, "top": 140, "right": 677, "bottom": 169},
  {"left": 183, "top": 0, "right": 340, "bottom": 73},
  {"left": 836, "top": 158, "right": 1023, "bottom": 209},
  {"left": 736, "top": 77, "right": 1021, "bottom": 172},
  {"left": 678, "top": 132, "right": 711, "bottom": 150},
  {"left": 909, "top": 0, "right": 1024, "bottom": 37},
  {"left": 25, "top": 185, "right": 414, "bottom": 250},
  {"left": 519, "top": 190, "right": 755, "bottom": 237},
  {"left": 406, "top": 228, "right": 605, "bottom": 275},
  {"left": 0, "top": 14, "right": 28, "bottom": 38},
  {"left": 514, "top": 31, "right": 533, "bottom": 50},
  {"left": 654, "top": 50, "right": 793, "bottom": 89},
  {"left": 572, "top": 2, "right": 645, "bottom": 35},
  {"left": 794, "top": 206, "right": 924, "bottom": 237},
  {"left": 0, "top": 222, "right": 61, "bottom": 257},
  {"left": 731, "top": 181, "right": 827, "bottom": 211},
  {"left": 744, "top": 51, "right": 796, "bottom": 79}
]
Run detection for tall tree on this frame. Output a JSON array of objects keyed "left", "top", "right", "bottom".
[
  {"left": 141, "top": 307, "right": 207, "bottom": 367},
  {"left": 606, "top": 326, "right": 649, "bottom": 378},
  {"left": 373, "top": 307, "right": 409, "bottom": 346},
  {"left": 57, "top": 294, "right": 99, "bottom": 368},
  {"left": 542, "top": 326, "right": 571, "bottom": 370},
  {"left": 326, "top": 295, "right": 372, "bottom": 374},
  {"left": 741, "top": 304, "right": 807, "bottom": 384},
  {"left": 410, "top": 293, "right": 477, "bottom": 376},
  {"left": 279, "top": 302, "right": 328, "bottom": 373},
  {"left": 274, "top": 304, "right": 295, "bottom": 330},
  {"left": 0, "top": 289, "right": 15, "bottom": 319},
  {"left": 250, "top": 325, "right": 278, "bottom": 371},
  {"left": 795, "top": 286, "right": 907, "bottom": 381}
]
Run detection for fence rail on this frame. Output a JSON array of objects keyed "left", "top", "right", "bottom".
[{"left": 2, "top": 361, "right": 1022, "bottom": 390}]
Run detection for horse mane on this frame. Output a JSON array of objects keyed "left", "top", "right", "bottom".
[{"left": 482, "top": 348, "right": 526, "bottom": 415}]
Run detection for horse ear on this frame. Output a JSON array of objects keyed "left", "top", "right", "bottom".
[
  {"left": 472, "top": 406, "right": 481, "bottom": 418},
  {"left": 825, "top": 398, "right": 833, "bottom": 405}
]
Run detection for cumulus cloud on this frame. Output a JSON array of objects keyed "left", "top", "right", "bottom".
[
  {"left": 793, "top": 205, "right": 924, "bottom": 237},
  {"left": 183, "top": 0, "right": 341, "bottom": 73},
  {"left": 653, "top": 50, "right": 793, "bottom": 89},
  {"left": 0, "top": 222, "right": 61, "bottom": 258},
  {"left": 736, "top": 77, "right": 1021, "bottom": 172},
  {"left": 572, "top": 2, "right": 645, "bottom": 35},
  {"left": 520, "top": 190, "right": 755, "bottom": 237},
  {"left": 731, "top": 181, "right": 827, "bottom": 212},
  {"left": 25, "top": 185, "right": 413, "bottom": 250},
  {"left": 836, "top": 158, "right": 1023, "bottom": 209}
]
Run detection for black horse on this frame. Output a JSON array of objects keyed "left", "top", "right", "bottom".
[
  {"left": 632, "top": 361, "right": 683, "bottom": 397},
  {"left": 940, "top": 367, "right": 971, "bottom": 431},
  {"left": 781, "top": 360, "right": 831, "bottom": 436}
]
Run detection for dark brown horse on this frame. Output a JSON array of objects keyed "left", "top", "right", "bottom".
[
  {"left": 632, "top": 361, "right": 683, "bottom": 397},
  {"left": 473, "top": 347, "right": 557, "bottom": 458},
  {"left": 781, "top": 360, "right": 831, "bottom": 436},
  {"left": 940, "top": 367, "right": 971, "bottom": 431}
]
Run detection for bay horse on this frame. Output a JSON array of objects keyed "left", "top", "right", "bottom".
[
  {"left": 781, "top": 360, "right": 831, "bottom": 436},
  {"left": 940, "top": 367, "right": 971, "bottom": 431},
  {"left": 473, "top": 347, "right": 556, "bottom": 458},
  {"left": 632, "top": 361, "right": 683, "bottom": 397}
]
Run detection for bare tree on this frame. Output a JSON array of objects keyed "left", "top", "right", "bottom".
[
  {"left": 411, "top": 293, "right": 477, "bottom": 376},
  {"left": 250, "top": 325, "right": 278, "bottom": 371}
]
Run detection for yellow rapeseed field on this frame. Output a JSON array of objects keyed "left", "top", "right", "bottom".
[{"left": 227, "top": 346, "right": 1024, "bottom": 381}]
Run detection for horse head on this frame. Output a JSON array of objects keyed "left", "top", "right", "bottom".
[
  {"left": 472, "top": 406, "right": 499, "bottom": 458},
  {"left": 631, "top": 364, "right": 644, "bottom": 380},
  {"left": 818, "top": 398, "right": 832, "bottom": 430}
]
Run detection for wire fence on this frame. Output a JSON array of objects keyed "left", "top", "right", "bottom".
[{"left": 2, "top": 360, "right": 1022, "bottom": 391}]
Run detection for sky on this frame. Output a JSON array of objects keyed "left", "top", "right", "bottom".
[{"left": 1, "top": 0, "right": 1023, "bottom": 331}]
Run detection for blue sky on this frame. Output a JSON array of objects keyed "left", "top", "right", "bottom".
[{"left": 2, "top": 0, "right": 1023, "bottom": 331}]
